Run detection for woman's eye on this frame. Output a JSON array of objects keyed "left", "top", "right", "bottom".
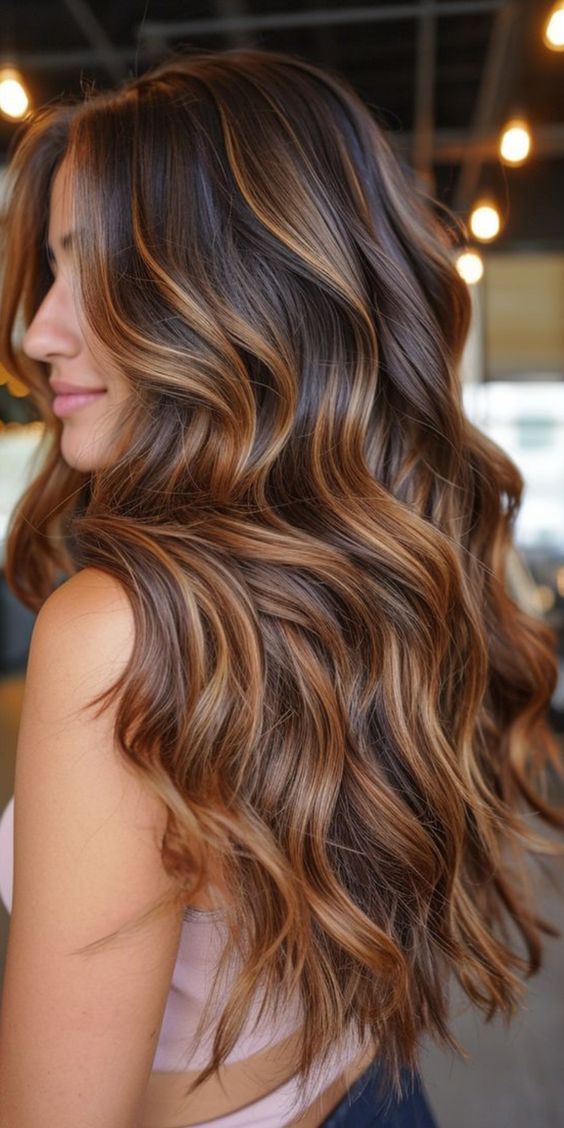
[{"left": 45, "top": 246, "right": 57, "bottom": 272}]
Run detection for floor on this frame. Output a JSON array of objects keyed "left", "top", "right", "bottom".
[{"left": 1, "top": 672, "right": 563, "bottom": 1127}]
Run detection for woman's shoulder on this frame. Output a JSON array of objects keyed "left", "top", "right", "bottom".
[
  {"left": 41, "top": 565, "right": 133, "bottom": 622},
  {"left": 33, "top": 566, "right": 135, "bottom": 677},
  {"left": 14, "top": 565, "right": 176, "bottom": 926}
]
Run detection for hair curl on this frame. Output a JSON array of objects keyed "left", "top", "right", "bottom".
[{"left": 1, "top": 45, "right": 563, "bottom": 1112}]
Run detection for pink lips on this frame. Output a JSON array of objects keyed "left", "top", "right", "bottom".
[{"left": 51, "top": 390, "right": 107, "bottom": 418}]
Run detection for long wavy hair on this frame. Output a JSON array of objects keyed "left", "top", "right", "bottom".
[{"left": 1, "top": 45, "right": 563, "bottom": 1110}]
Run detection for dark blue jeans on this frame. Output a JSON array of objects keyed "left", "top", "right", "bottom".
[{"left": 319, "top": 1058, "right": 439, "bottom": 1127}]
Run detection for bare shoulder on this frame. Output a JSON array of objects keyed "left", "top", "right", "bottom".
[
  {"left": 31, "top": 566, "right": 136, "bottom": 706},
  {"left": 17, "top": 562, "right": 172, "bottom": 889},
  {"left": 37, "top": 565, "right": 135, "bottom": 642},
  {"left": 21, "top": 564, "right": 171, "bottom": 839},
  {"left": 0, "top": 567, "right": 184, "bottom": 1126}
]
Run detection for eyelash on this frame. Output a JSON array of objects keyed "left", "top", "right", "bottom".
[{"left": 45, "top": 255, "right": 58, "bottom": 282}]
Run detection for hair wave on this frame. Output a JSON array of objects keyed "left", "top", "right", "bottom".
[{"left": 1, "top": 45, "right": 563, "bottom": 1109}]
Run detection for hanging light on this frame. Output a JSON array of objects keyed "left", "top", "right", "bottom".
[
  {"left": 544, "top": 1, "right": 564, "bottom": 49},
  {"left": 469, "top": 199, "right": 502, "bottom": 242},
  {"left": 455, "top": 249, "right": 484, "bottom": 285},
  {"left": 0, "top": 66, "right": 30, "bottom": 120},
  {"left": 499, "top": 116, "right": 532, "bottom": 165}
]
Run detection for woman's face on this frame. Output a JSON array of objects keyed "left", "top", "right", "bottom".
[{"left": 22, "top": 159, "right": 130, "bottom": 472}]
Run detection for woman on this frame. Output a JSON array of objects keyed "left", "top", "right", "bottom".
[{"left": 0, "top": 46, "right": 562, "bottom": 1128}]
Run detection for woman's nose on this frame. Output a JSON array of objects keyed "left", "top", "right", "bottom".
[{"left": 22, "top": 288, "right": 81, "bottom": 364}]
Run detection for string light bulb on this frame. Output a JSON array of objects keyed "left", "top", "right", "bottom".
[
  {"left": 544, "top": 1, "right": 564, "bottom": 49},
  {"left": 0, "top": 67, "right": 30, "bottom": 119},
  {"left": 469, "top": 199, "right": 502, "bottom": 242},
  {"left": 499, "top": 117, "right": 532, "bottom": 165},
  {"left": 455, "top": 249, "right": 484, "bottom": 285}
]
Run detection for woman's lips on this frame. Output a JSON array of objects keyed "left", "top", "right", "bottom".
[{"left": 52, "top": 390, "right": 107, "bottom": 418}]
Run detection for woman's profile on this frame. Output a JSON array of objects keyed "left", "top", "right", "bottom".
[{"left": 0, "top": 45, "right": 563, "bottom": 1128}]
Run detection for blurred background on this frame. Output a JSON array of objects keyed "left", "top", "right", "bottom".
[{"left": 1, "top": 2, "right": 564, "bottom": 1125}]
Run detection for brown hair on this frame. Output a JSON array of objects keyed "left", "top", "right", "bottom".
[{"left": 1, "top": 45, "right": 563, "bottom": 1112}]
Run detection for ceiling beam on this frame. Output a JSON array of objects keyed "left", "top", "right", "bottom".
[
  {"left": 61, "top": 0, "right": 128, "bottom": 83},
  {"left": 453, "top": 0, "right": 525, "bottom": 212},
  {"left": 412, "top": 121, "right": 564, "bottom": 162},
  {"left": 212, "top": 0, "right": 255, "bottom": 49},
  {"left": 138, "top": 1, "right": 505, "bottom": 41},
  {"left": 0, "top": 2, "right": 506, "bottom": 71},
  {"left": 412, "top": 0, "right": 437, "bottom": 191}
]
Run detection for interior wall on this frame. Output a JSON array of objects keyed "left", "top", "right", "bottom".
[{"left": 484, "top": 252, "right": 564, "bottom": 380}]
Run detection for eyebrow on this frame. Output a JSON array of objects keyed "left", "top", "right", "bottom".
[{"left": 45, "top": 231, "right": 75, "bottom": 262}]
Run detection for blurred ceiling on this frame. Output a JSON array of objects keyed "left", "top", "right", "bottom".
[{"left": 0, "top": 0, "right": 563, "bottom": 249}]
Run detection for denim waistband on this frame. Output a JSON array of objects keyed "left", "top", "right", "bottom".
[{"left": 319, "top": 1057, "right": 439, "bottom": 1128}]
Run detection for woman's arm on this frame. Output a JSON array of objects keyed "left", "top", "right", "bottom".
[{"left": 0, "top": 568, "right": 184, "bottom": 1128}]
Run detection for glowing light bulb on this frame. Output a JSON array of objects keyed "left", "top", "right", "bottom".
[
  {"left": 6, "top": 375, "right": 29, "bottom": 397},
  {"left": 499, "top": 118, "right": 531, "bottom": 165},
  {"left": 455, "top": 250, "right": 484, "bottom": 285},
  {"left": 0, "top": 68, "right": 29, "bottom": 119},
  {"left": 544, "top": 1, "right": 564, "bottom": 49},
  {"left": 469, "top": 201, "right": 501, "bottom": 242}
]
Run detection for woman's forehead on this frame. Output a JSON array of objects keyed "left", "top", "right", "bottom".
[{"left": 48, "top": 160, "right": 74, "bottom": 242}]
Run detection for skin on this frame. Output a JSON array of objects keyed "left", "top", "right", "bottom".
[{"left": 22, "top": 159, "right": 131, "bottom": 472}]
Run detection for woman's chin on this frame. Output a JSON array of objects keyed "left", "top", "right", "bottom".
[{"left": 59, "top": 430, "right": 108, "bottom": 473}]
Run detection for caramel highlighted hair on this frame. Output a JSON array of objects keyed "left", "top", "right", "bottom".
[{"left": 1, "top": 46, "right": 563, "bottom": 1111}]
